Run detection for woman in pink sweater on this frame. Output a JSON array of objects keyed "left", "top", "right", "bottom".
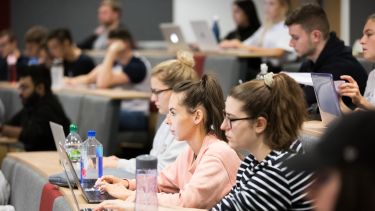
[{"left": 94, "top": 74, "right": 241, "bottom": 210}]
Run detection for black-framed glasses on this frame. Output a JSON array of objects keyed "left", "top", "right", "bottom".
[
  {"left": 223, "top": 110, "right": 254, "bottom": 129},
  {"left": 151, "top": 88, "right": 172, "bottom": 96}
]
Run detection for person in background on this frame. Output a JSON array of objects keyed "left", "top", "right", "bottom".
[
  {"left": 103, "top": 51, "right": 197, "bottom": 175},
  {"left": 221, "top": 0, "right": 261, "bottom": 42},
  {"left": 286, "top": 3, "right": 368, "bottom": 109},
  {"left": 0, "top": 65, "right": 70, "bottom": 151},
  {"left": 338, "top": 14, "right": 375, "bottom": 111},
  {"left": 47, "top": 28, "right": 95, "bottom": 77},
  {"left": 94, "top": 75, "right": 241, "bottom": 210},
  {"left": 24, "top": 25, "right": 49, "bottom": 65},
  {"left": 286, "top": 111, "right": 375, "bottom": 211},
  {"left": 78, "top": 0, "right": 125, "bottom": 50},
  {"left": 66, "top": 28, "right": 150, "bottom": 134},
  {"left": 0, "top": 30, "right": 29, "bottom": 81},
  {"left": 220, "top": 0, "right": 295, "bottom": 73},
  {"left": 212, "top": 73, "right": 313, "bottom": 210}
]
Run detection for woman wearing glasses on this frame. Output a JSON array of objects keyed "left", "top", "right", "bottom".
[
  {"left": 103, "top": 51, "right": 197, "bottom": 175},
  {"left": 212, "top": 73, "right": 314, "bottom": 211},
  {"left": 95, "top": 75, "right": 241, "bottom": 210}
]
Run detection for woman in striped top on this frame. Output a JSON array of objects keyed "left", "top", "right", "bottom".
[{"left": 212, "top": 73, "right": 314, "bottom": 211}]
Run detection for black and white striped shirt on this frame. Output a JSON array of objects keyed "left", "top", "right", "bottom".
[{"left": 211, "top": 140, "right": 314, "bottom": 211}]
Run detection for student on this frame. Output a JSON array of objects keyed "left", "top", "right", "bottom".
[
  {"left": 78, "top": 0, "right": 126, "bottom": 50},
  {"left": 338, "top": 14, "right": 375, "bottom": 111},
  {"left": 220, "top": 0, "right": 294, "bottom": 73},
  {"left": 24, "top": 25, "right": 49, "bottom": 65},
  {"left": 94, "top": 75, "right": 241, "bottom": 210},
  {"left": 0, "top": 65, "right": 70, "bottom": 151},
  {"left": 103, "top": 51, "right": 197, "bottom": 175},
  {"left": 66, "top": 28, "right": 150, "bottom": 131},
  {"left": 212, "top": 73, "right": 313, "bottom": 210},
  {"left": 286, "top": 4, "right": 368, "bottom": 109},
  {"left": 221, "top": 0, "right": 261, "bottom": 42},
  {"left": 0, "top": 30, "right": 29, "bottom": 81},
  {"left": 286, "top": 111, "right": 375, "bottom": 211},
  {"left": 47, "top": 28, "right": 95, "bottom": 77}
]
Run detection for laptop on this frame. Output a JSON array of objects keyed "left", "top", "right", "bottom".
[
  {"left": 60, "top": 155, "right": 93, "bottom": 211},
  {"left": 311, "top": 73, "right": 342, "bottom": 125},
  {"left": 159, "top": 23, "right": 190, "bottom": 52},
  {"left": 59, "top": 143, "right": 115, "bottom": 203},
  {"left": 190, "top": 20, "right": 252, "bottom": 55},
  {"left": 190, "top": 20, "right": 220, "bottom": 52}
]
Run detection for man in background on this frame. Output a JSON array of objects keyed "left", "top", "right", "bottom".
[
  {"left": 78, "top": 0, "right": 124, "bottom": 50},
  {"left": 0, "top": 30, "right": 28, "bottom": 81},
  {"left": 47, "top": 28, "right": 95, "bottom": 77},
  {"left": 0, "top": 65, "right": 70, "bottom": 151},
  {"left": 286, "top": 4, "right": 368, "bottom": 109}
]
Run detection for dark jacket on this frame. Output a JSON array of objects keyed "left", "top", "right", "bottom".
[
  {"left": 7, "top": 93, "right": 70, "bottom": 151},
  {"left": 300, "top": 32, "right": 368, "bottom": 108}
]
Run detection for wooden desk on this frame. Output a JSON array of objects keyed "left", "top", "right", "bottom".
[
  {"left": 302, "top": 120, "right": 326, "bottom": 137},
  {"left": 2, "top": 152, "right": 205, "bottom": 211}
]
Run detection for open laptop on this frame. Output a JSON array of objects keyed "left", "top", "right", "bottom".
[
  {"left": 60, "top": 155, "right": 93, "bottom": 211},
  {"left": 190, "top": 20, "right": 220, "bottom": 52},
  {"left": 160, "top": 23, "right": 190, "bottom": 52},
  {"left": 311, "top": 73, "right": 342, "bottom": 125},
  {"left": 190, "top": 20, "right": 251, "bottom": 55},
  {"left": 59, "top": 143, "right": 114, "bottom": 203},
  {"left": 51, "top": 122, "right": 114, "bottom": 203}
]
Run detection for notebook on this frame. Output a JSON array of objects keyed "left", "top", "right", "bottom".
[
  {"left": 159, "top": 23, "right": 190, "bottom": 52},
  {"left": 311, "top": 73, "right": 342, "bottom": 125}
]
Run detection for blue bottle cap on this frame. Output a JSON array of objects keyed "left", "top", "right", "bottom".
[{"left": 87, "top": 130, "right": 96, "bottom": 137}]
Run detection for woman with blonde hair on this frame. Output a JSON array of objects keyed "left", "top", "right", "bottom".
[
  {"left": 95, "top": 74, "right": 241, "bottom": 210},
  {"left": 212, "top": 73, "right": 313, "bottom": 210}
]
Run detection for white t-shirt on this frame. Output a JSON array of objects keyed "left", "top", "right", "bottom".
[
  {"left": 364, "top": 69, "right": 375, "bottom": 106},
  {"left": 117, "top": 119, "right": 188, "bottom": 175},
  {"left": 243, "top": 21, "right": 296, "bottom": 66}
]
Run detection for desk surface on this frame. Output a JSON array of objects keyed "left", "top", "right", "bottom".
[
  {"left": 6, "top": 152, "right": 204, "bottom": 211},
  {"left": 302, "top": 120, "right": 325, "bottom": 137},
  {"left": 85, "top": 49, "right": 281, "bottom": 59},
  {"left": 0, "top": 82, "right": 151, "bottom": 100}
]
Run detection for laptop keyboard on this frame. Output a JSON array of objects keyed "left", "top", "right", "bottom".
[{"left": 85, "top": 190, "right": 114, "bottom": 201}]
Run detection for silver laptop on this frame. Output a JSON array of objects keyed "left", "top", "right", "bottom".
[
  {"left": 59, "top": 143, "right": 114, "bottom": 203},
  {"left": 160, "top": 23, "right": 190, "bottom": 52},
  {"left": 311, "top": 73, "right": 342, "bottom": 125},
  {"left": 190, "top": 20, "right": 220, "bottom": 52},
  {"left": 51, "top": 122, "right": 114, "bottom": 203},
  {"left": 50, "top": 121, "right": 67, "bottom": 163}
]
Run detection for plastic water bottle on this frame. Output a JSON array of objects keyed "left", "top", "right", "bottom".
[
  {"left": 80, "top": 130, "right": 103, "bottom": 187},
  {"left": 51, "top": 59, "right": 64, "bottom": 89},
  {"left": 65, "top": 124, "right": 82, "bottom": 170},
  {"left": 135, "top": 155, "right": 158, "bottom": 211},
  {"left": 256, "top": 63, "right": 268, "bottom": 80},
  {"left": 212, "top": 15, "right": 220, "bottom": 43}
]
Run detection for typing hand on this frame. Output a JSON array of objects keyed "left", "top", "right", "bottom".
[
  {"left": 94, "top": 199, "right": 134, "bottom": 211},
  {"left": 97, "top": 183, "right": 134, "bottom": 200},
  {"left": 95, "top": 175, "right": 126, "bottom": 188}
]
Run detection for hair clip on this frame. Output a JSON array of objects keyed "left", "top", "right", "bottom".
[{"left": 264, "top": 72, "right": 274, "bottom": 88}]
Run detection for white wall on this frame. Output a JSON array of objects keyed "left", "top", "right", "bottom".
[{"left": 173, "top": 0, "right": 265, "bottom": 42}]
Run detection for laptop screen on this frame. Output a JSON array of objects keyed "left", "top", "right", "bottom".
[{"left": 311, "top": 73, "right": 341, "bottom": 125}]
